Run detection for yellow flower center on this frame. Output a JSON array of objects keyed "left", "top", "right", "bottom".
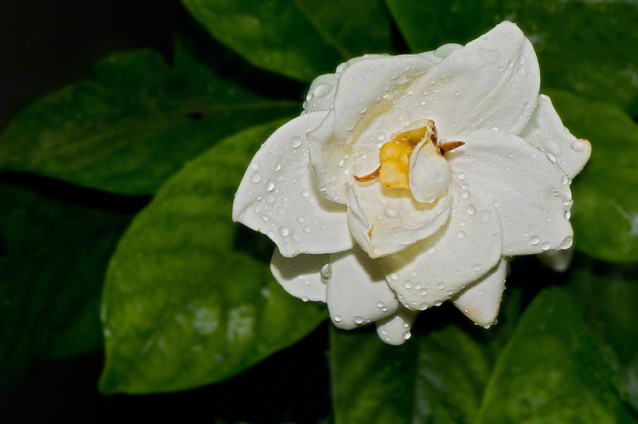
[{"left": 379, "top": 125, "right": 430, "bottom": 189}]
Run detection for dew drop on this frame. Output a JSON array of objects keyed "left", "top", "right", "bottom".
[
  {"left": 541, "top": 241, "right": 551, "bottom": 251},
  {"left": 457, "top": 173, "right": 466, "bottom": 180},
  {"left": 426, "top": 246, "right": 436, "bottom": 255},
  {"left": 265, "top": 180, "right": 275, "bottom": 192},
  {"left": 384, "top": 207, "right": 398, "bottom": 218},
  {"left": 436, "top": 282, "right": 445, "bottom": 290},
  {"left": 402, "top": 331, "right": 412, "bottom": 340},
  {"left": 279, "top": 227, "right": 290, "bottom": 237},
  {"left": 313, "top": 83, "right": 333, "bottom": 98},
  {"left": 457, "top": 231, "right": 466, "bottom": 239},
  {"left": 480, "top": 210, "right": 491, "bottom": 223},
  {"left": 291, "top": 231, "right": 301, "bottom": 242},
  {"left": 571, "top": 139, "right": 586, "bottom": 152},
  {"left": 290, "top": 136, "right": 302, "bottom": 148},
  {"left": 354, "top": 316, "right": 364, "bottom": 325},
  {"left": 462, "top": 191, "right": 470, "bottom": 199},
  {"left": 334, "top": 315, "right": 342, "bottom": 322},
  {"left": 320, "top": 264, "right": 332, "bottom": 281},
  {"left": 561, "top": 236, "right": 573, "bottom": 249},
  {"left": 466, "top": 205, "right": 476, "bottom": 216},
  {"left": 564, "top": 210, "right": 571, "bottom": 220},
  {"left": 250, "top": 173, "right": 262, "bottom": 183},
  {"left": 301, "top": 189, "right": 310, "bottom": 198},
  {"left": 530, "top": 235, "right": 540, "bottom": 245}
]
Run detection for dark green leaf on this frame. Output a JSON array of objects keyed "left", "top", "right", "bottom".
[
  {"left": 564, "top": 259, "right": 638, "bottom": 412},
  {"left": 0, "top": 46, "right": 297, "bottom": 195},
  {"left": 331, "top": 289, "right": 522, "bottom": 424},
  {"left": 546, "top": 89, "right": 638, "bottom": 263},
  {"left": 386, "top": 0, "right": 638, "bottom": 114},
  {"left": 477, "top": 288, "right": 634, "bottom": 423},
  {"left": 0, "top": 184, "right": 132, "bottom": 387},
  {"left": 99, "top": 120, "right": 326, "bottom": 394},
  {"left": 182, "top": 0, "right": 394, "bottom": 81}
]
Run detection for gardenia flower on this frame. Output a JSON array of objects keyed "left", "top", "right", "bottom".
[{"left": 232, "top": 22, "right": 591, "bottom": 345}]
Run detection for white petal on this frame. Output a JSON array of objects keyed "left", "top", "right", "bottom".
[
  {"left": 307, "top": 56, "right": 437, "bottom": 204},
  {"left": 375, "top": 308, "right": 417, "bottom": 346},
  {"left": 304, "top": 73, "right": 336, "bottom": 113},
  {"left": 453, "top": 258, "right": 508, "bottom": 326},
  {"left": 520, "top": 94, "right": 592, "bottom": 179},
  {"left": 381, "top": 182, "right": 502, "bottom": 310},
  {"left": 327, "top": 248, "right": 399, "bottom": 329},
  {"left": 538, "top": 247, "right": 574, "bottom": 272},
  {"left": 409, "top": 138, "right": 451, "bottom": 203},
  {"left": 346, "top": 183, "right": 452, "bottom": 258},
  {"left": 270, "top": 249, "right": 329, "bottom": 302},
  {"left": 408, "top": 21, "right": 540, "bottom": 139},
  {"left": 233, "top": 112, "right": 354, "bottom": 257},
  {"left": 448, "top": 130, "right": 573, "bottom": 256}
]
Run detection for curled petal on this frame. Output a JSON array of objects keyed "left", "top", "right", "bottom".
[
  {"left": 448, "top": 130, "right": 573, "bottom": 256},
  {"left": 409, "top": 138, "right": 451, "bottom": 203},
  {"left": 233, "top": 112, "right": 354, "bottom": 257},
  {"left": 538, "top": 248, "right": 574, "bottom": 272},
  {"left": 453, "top": 258, "right": 508, "bottom": 327},
  {"left": 381, "top": 183, "right": 502, "bottom": 310},
  {"left": 520, "top": 94, "right": 592, "bottom": 179},
  {"left": 345, "top": 183, "right": 452, "bottom": 258},
  {"left": 407, "top": 21, "right": 540, "bottom": 139},
  {"left": 327, "top": 249, "right": 399, "bottom": 330},
  {"left": 376, "top": 308, "right": 417, "bottom": 346},
  {"left": 270, "top": 249, "right": 329, "bottom": 302}
]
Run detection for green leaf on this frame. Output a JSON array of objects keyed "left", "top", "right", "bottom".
[
  {"left": 546, "top": 89, "right": 638, "bottom": 263},
  {"left": 182, "top": 0, "right": 394, "bottom": 82},
  {"left": 331, "top": 290, "right": 522, "bottom": 424},
  {"left": 0, "top": 184, "right": 132, "bottom": 387},
  {"left": 100, "top": 120, "right": 326, "bottom": 394},
  {"left": 386, "top": 0, "right": 638, "bottom": 114},
  {"left": 564, "top": 260, "right": 638, "bottom": 412},
  {"left": 0, "top": 46, "right": 297, "bottom": 195},
  {"left": 477, "top": 288, "right": 634, "bottom": 423}
]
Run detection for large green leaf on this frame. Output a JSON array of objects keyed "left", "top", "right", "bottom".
[
  {"left": 477, "top": 288, "right": 634, "bottom": 423},
  {"left": 546, "top": 89, "right": 638, "bottom": 263},
  {"left": 0, "top": 183, "right": 132, "bottom": 387},
  {"left": 564, "top": 260, "right": 638, "bottom": 412},
  {"left": 182, "top": 0, "right": 394, "bottom": 82},
  {"left": 330, "top": 289, "right": 522, "bottom": 424},
  {"left": 100, "top": 120, "right": 326, "bottom": 394},
  {"left": 386, "top": 0, "right": 638, "bottom": 114},
  {"left": 0, "top": 46, "right": 297, "bottom": 195}
]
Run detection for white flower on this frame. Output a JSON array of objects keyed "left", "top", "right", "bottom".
[{"left": 232, "top": 22, "right": 591, "bottom": 345}]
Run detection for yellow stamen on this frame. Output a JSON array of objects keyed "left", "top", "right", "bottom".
[{"left": 378, "top": 138, "right": 416, "bottom": 189}]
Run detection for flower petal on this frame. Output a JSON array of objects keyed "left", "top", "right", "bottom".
[
  {"left": 233, "top": 112, "right": 354, "bottom": 257},
  {"left": 448, "top": 130, "right": 573, "bottom": 256},
  {"left": 375, "top": 308, "right": 417, "bottom": 346},
  {"left": 538, "top": 247, "right": 574, "bottom": 272},
  {"left": 520, "top": 94, "right": 592, "bottom": 179},
  {"left": 452, "top": 258, "right": 508, "bottom": 327},
  {"left": 346, "top": 183, "right": 452, "bottom": 258},
  {"left": 408, "top": 21, "right": 540, "bottom": 139},
  {"left": 327, "top": 248, "right": 399, "bottom": 329},
  {"left": 409, "top": 138, "right": 451, "bottom": 203},
  {"left": 270, "top": 249, "right": 329, "bottom": 302},
  {"left": 381, "top": 182, "right": 502, "bottom": 310},
  {"left": 307, "top": 55, "right": 437, "bottom": 204}
]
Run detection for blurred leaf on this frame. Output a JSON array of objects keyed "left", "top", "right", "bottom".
[
  {"left": 331, "top": 289, "right": 522, "bottom": 424},
  {"left": 545, "top": 89, "right": 638, "bottom": 263},
  {"left": 100, "top": 120, "right": 326, "bottom": 394},
  {"left": 477, "top": 288, "right": 634, "bottom": 423},
  {"left": 0, "top": 46, "right": 297, "bottom": 195},
  {"left": 0, "top": 184, "right": 132, "bottom": 387},
  {"left": 386, "top": 0, "right": 638, "bottom": 114},
  {"left": 182, "top": 0, "right": 393, "bottom": 82},
  {"left": 564, "top": 260, "right": 638, "bottom": 412}
]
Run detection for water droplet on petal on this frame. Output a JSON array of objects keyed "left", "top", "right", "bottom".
[
  {"left": 290, "top": 136, "right": 302, "bottom": 148},
  {"left": 313, "top": 83, "right": 333, "bottom": 98},
  {"left": 265, "top": 180, "right": 275, "bottom": 192},
  {"left": 354, "top": 316, "right": 364, "bottom": 325},
  {"left": 530, "top": 235, "right": 540, "bottom": 245},
  {"left": 279, "top": 227, "right": 290, "bottom": 237},
  {"left": 334, "top": 315, "right": 342, "bottom": 322},
  {"left": 384, "top": 207, "right": 398, "bottom": 218},
  {"left": 320, "top": 264, "right": 332, "bottom": 281},
  {"left": 541, "top": 241, "right": 551, "bottom": 251},
  {"left": 466, "top": 205, "right": 476, "bottom": 216},
  {"left": 571, "top": 140, "right": 586, "bottom": 152},
  {"left": 251, "top": 173, "right": 262, "bottom": 183}
]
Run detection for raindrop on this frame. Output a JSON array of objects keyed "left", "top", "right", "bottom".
[
  {"left": 564, "top": 210, "right": 571, "bottom": 220},
  {"left": 279, "top": 227, "right": 290, "bottom": 237},
  {"left": 334, "top": 315, "right": 342, "bottom": 322},
  {"left": 402, "top": 331, "right": 412, "bottom": 340},
  {"left": 251, "top": 173, "right": 262, "bottom": 183},
  {"left": 290, "top": 136, "right": 302, "bottom": 148},
  {"left": 480, "top": 210, "right": 491, "bottom": 223},
  {"left": 518, "top": 54, "right": 527, "bottom": 65},
  {"left": 530, "top": 235, "right": 540, "bottom": 245},
  {"left": 320, "top": 264, "right": 332, "bottom": 280},
  {"left": 301, "top": 189, "right": 310, "bottom": 198},
  {"left": 457, "top": 231, "right": 466, "bottom": 239},
  {"left": 354, "top": 316, "right": 364, "bottom": 325},
  {"left": 426, "top": 246, "right": 436, "bottom": 255},
  {"left": 377, "top": 132, "right": 386, "bottom": 141},
  {"left": 404, "top": 281, "right": 413, "bottom": 289},
  {"left": 457, "top": 173, "right": 466, "bottom": 180},
  {"left": 274, "top": 163, "right": 281, "bottom": 172},
  {"left": 265, "top": 180, "right": 275, "bottom": 192},
  {"left": 384, "top": 207, "right": 398, "bottom": 218},
  {"left": 571, "top": 139, "right": 586, "bottom": 152},
  {"left": 291, "top": 231, "right": 302, "bottom": 242},
  {"left": 376, "top": 301, "right": 385, "bottom": 308},
  {"left": 436, "top": 282, "right": 445, "bottom": 290},
  {"left": 541, "top": 241, "right": 551, "bottom": 251},
  {"left": 561, "top": 236, "right": 573, "bottom": 249},
  {"left": 313, "top": 83, "right": 333, "bottom": 98},
  {"left": 462, "top": 191, "right": 470, "bottom": 199},
  {"left": 466, "top": 205, "right": 476, "bottom": 216}
]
